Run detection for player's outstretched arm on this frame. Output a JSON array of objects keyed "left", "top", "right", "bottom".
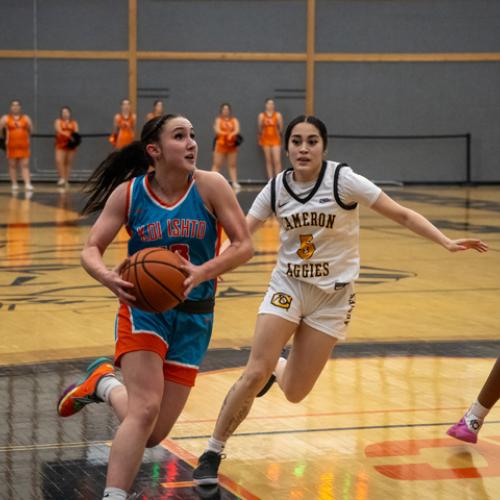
[{"left": 371, "top": 191, "right": 488, "bottom": 253}]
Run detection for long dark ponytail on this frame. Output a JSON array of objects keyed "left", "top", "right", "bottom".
[{"left": 81, "top": 114, "right": 179, "bottom": 215}]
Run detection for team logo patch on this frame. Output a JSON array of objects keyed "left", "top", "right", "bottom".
[{"left": 270, "top": 292, "right": 293, "bottom": 310}]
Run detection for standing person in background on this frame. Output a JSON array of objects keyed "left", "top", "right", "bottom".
[
  {"left": 145, "top": 100, "right": 164, "bottom": 123},
  {"left": 110, "top": 99, "right": 136, "bottom": 150},
  {"left": 54, "top": 106, "right": 79, "bottom": 188},
  {"left": 212, "top": 103, "right": 241, "bottom": 191},
  {"left": 447, "top": 355, "right": 500, "bottom": 443},
  {"left": 258, "top": 98, "right": 283, "bottom": 179},
  {"left": 0, "top": 99, "right": 34, "bottom": 192}
]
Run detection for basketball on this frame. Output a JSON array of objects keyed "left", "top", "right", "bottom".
[{"left": 121, "top": 247, "right": 187, "bottom": 313}]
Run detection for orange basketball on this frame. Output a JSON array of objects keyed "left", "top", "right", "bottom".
[{"left": 121, "top": 247, "right": 187, "bottom": 312}]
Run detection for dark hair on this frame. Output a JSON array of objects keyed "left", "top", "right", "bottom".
[
  {"left": 10, "top": 99, "right": 21, "bottom": 106},
  {"left": 219, "top": 102, "right": 232, "bottom": 114},
  {"left": 60, "top": 106, "right": 72, "bottom": 118},
  {"left": 81, "top": 114, "right": 179, "bottom": 215},
  {"left": 264, "top": 98, "right": 274, "bottom": 104},
  {"left": 153, "top": 100, "right": 163, "bottom": 107},
  {"left": 283, "top": 115, "right": 328, "bottom": 152}
]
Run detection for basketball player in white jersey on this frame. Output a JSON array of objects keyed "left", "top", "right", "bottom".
[{"left": 193, "top": 115, "right": 488, "bottom": 485}]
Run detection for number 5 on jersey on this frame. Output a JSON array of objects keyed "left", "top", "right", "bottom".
[{"left": 297, "top": 234, "right": 316, "bottom": 260}]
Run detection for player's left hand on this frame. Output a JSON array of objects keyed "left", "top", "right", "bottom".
[
  {"left": 175, "top": 252, "right": 209, "bottom": 298},
  {"left": 444, "top": 238, "right": 488, "bottom": 253}
]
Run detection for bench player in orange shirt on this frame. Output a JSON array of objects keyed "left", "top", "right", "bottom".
[
  {"left": 258, "top": 98, "right": 283, "bottom": 179},
  {"left": 145, "top": 99, "right": 164, "bottom": 123},
  {"left": 0, "top": 99, "right": 34, "bottom": 191},
  {"left": 212, "top": 103, "right": 241, "bottom": 191},
  {"left": 110, "top": 99, "right": 136, "bottom": 149},
  {"left": 54, "top": 106, "right": 79, "bottom": 188}
]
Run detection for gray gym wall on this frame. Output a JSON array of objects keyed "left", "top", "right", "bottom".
[{"left": 0, "top": 0, "right": 499, "bottom": 183}]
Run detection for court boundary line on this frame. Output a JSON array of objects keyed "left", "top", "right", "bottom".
[
  {"left": 172, "top": 420, "right": 500, "bottom": 441},
  {"left": 175, "top": 405, "right": 491, "bottom": 425},
  {"left": 4, "top": 419, "right": 500, "bottom": 452}
]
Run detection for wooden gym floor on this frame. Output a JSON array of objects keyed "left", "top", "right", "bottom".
[{"left": 0, "top": 182, "right": 499, "bottom": 499}]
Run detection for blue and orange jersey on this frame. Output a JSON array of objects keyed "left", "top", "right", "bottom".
[{"left": 125, "top": 173, "right": 220, "bottom": 301}]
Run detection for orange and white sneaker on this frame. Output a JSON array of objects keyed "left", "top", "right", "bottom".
[{"left": 57, "top": 357, "right": 115, "bottom": 417}]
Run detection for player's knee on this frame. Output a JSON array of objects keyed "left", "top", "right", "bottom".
[
  {"left": 242, "top": 367, "right": 271, "bottom": 391},
  {"left": 282, "top": 385, "right": 309, "bottom": 404},
  {"left": 129, "top": 400, "right": 161, "bottom": 430},
  {"left": 145, "top": 433, "right": 164, "bottom": 448},
  {"left": 146, "top": 422, "right": 172, "bottom": 448},
  {"left": 145, "top": 438, "right": 158, "bottom": 448},
  {"left": 146, "top": 421, "right": 175, "bottom": 448}
]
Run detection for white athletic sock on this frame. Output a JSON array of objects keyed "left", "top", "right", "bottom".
[
  {"left": 469, "top": 400, "right": 490, "bottom": 419},
  {"left": 207, "top": 436, "right": 225, "bottom": 454},
  {"left": 469, "top": 399, "right": 491, "bottom": 419},
  {"left": 96, "top": 375, "right": 123, "bottom": 404},
  {"left": 465, "top": 400, "right": 489, "bottom": 432},
  {"left": 102, "top": 487, "right": 127, "bottom": 499}
]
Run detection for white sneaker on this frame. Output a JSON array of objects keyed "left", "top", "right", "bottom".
[
  {"left": 25, "top": 183, "right": 34, "bottom": 191},
  {"left": 57, "top": 178, "right": 65, "bottom": 186},
  {"left": 11, "top": 183, "right": 19, "bottom": 191}
]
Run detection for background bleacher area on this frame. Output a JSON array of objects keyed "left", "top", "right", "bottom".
[{"left": 1, "top": 0, "right": 500, "bottom": 185}]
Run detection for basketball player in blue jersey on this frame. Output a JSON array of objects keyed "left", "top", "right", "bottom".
[
  {"left": 193, "top": 115, "right": 488, "bottom": 485},
  {"left": 56, "top": 114, "right": 253, "bottom": 500}
]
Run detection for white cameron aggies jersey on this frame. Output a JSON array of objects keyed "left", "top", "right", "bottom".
[{"left": 249, "top": 161, "right": 382, "bottom": 292}]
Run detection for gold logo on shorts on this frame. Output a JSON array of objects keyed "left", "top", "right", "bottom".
[{"left": 271, "top": 292, "right": 293, "bottom": 310}]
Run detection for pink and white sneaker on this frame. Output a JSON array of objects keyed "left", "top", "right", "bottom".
[{"left": 447, "top": 416, "right": 482, "bottom": 444}]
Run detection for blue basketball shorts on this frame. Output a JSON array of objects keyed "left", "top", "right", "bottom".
[{"left": 114, "top": 302, "right": 214, "bottom": 386}]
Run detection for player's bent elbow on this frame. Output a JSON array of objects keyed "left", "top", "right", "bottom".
[
  {"left": 233, "top": 238, "right": 254, "bottom": 264},
  {"left": 244, "top": 239, "right": 255, "bottom": 261},
  {"left": 80, "top": 248, "right": 91, "bottom": 271}
]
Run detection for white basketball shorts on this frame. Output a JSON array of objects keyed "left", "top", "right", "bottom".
[{"left": 258, "top": 270, "right": 356, "bottom": 340}]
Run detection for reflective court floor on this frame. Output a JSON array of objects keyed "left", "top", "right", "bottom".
[{"left": 0, "top": 182, "right": 499, "bottom": 499}]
